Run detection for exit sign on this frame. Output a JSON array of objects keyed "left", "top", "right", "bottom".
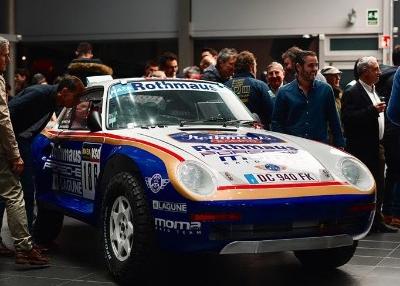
[{"left": 367, "top": 9, "right": 379, "bottom": 26}]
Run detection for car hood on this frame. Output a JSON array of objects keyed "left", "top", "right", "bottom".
[{"left": 119, "top": 126, "right": 337, "bottom": 186}]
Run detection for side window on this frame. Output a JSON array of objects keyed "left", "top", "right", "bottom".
[
  {"left": 70, "top": 101, "right": 91, "bottom": 130},
  {"left": 58, "top": 108, "right": 73, "bottom": 129},
  {"left": 58, "top": 87, "right": 103, "bottom": 130}
]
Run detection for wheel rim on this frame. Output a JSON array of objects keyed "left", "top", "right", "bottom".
[{"left": 109, "top": 196, "right": 134, "bottom": 261}]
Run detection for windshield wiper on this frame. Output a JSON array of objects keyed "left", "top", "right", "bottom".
[
  {"left": 179, "top": 116, "right": 228, "bottom": 127},
  {"left": 221, "top": 119, "right": 259, "bottom": 127}
]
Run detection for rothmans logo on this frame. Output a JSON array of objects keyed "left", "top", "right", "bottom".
[{"left": 145, "top": 174, "right": 170, "bottom": 194}]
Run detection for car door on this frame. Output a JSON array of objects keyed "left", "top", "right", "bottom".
[{"left": 47, "top": 87, "right": 104, "bottom": 216}]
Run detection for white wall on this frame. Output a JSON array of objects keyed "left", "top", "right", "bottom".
[
  {"left": 16, "top": 0, "right": 385, "bottom": 41},
  {"left": 191, "top": 0, "right": 384, "bottom": 37},
  {"left": 16, "top": 0, "right": 179, "bottom": 41}
]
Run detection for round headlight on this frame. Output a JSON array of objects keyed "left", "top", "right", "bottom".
[
  {"left": 340, "top": 157, "right": 374, "bottom": 191},
  {"left": 177, "top": 161, "right": 216, "bottom": 196},
  {"left": 342, "top": 159, "right": 360, "bottom": 185}
]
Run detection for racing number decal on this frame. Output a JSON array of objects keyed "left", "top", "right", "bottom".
[{"left": 81, "top": 143, "right": 102, "bottom": 200}]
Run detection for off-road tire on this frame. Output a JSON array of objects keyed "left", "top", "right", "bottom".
[{"left": 101, "top": 172, "right": 154, "bottom": 285}]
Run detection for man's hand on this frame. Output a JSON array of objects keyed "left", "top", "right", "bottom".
[
  {"left": 374, "top": 102, "right": 386, "bottom": 113},
  {"left": 10, "top": 157, "right": 24, "bottom": 176}
]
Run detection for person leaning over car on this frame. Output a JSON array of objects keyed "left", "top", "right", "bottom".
[
  {"left": 0, "top": 36, "right": 50, "bottom": 265},
  {"left": 271, "top": 50, "right": 345, "bottom": 148},
  {"left": 0, "top": 74, "right": 85, "bottom": 249}
]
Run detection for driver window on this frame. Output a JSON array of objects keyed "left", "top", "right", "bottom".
[
  {"left": 70, "top": 101, "right": 91, "bottom": 130},
  {"left": 58, "top": 88, "right": 103, "bottom": 130}
]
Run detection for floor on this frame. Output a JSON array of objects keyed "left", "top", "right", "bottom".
[{"left": 1, "top": 217, "right": 400, "bottom": 286}]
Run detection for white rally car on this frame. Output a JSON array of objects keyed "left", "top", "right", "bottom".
[{"left": 32, "top": 78, "right": 375, "bottom": 284}]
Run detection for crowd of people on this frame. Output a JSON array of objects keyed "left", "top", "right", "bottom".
[
  {"left": 139, "top": 44, "right": 400, "bottom": 234},
  {"left": 1, "top": 36, "right": 400, "bottom": 268}
]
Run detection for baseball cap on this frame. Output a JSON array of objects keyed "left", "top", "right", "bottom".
[{"left": 321, "top": 66, "right": 342, "bottom": 75}]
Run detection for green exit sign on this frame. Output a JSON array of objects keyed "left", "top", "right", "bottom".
[{"left": 367, "top": 9, "right": 379, "bottom": 26}]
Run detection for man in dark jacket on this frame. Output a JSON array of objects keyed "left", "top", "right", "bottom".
[
  {"left": 225, "top": 51, "right": 273, "bottom": 129},
  {"left": 380, "top": 45, "right": 400, "bottom": 226},
  {"left": 0, "top": 75, "right": 85, "bottom": 236},
  {"left": 341, "top": 56, "right": 397, "bottom": 233},
  {"left": 202, "top": 48, "right": 237, "bottom": 83},
  {"left": 67, "top": 42, "right": 113, "bottom": 86}
]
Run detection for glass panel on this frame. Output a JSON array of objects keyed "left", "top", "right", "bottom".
[
  {"left": 58, "top": 108, "right": 73, "bottom": 129},
  {"left": 70, "top": 101, "right": 90, "bottom": 130},
  {"left": 330, "top": 38, "right": 378, "bottom": 51},
  {"left": 107, "top": 82, "right": 253, "bottom": 129}
]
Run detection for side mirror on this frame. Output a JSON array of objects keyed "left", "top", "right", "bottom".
[
  {"left": 87, "top": 110, "right": 102, "bottom": 132},
  {"left": 252, "top": 112, "right": 261, "bottom": 123}
]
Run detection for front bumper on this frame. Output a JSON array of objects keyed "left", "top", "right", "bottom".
[{"left": 220, "top": 234, "right": 353, "bottom": 254}]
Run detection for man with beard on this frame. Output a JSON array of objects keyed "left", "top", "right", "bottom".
[{"left": 272, "top": 50, "right": 344, "bottom": 148}]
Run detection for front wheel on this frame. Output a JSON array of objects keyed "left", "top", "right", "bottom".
[
  {"left": 101, "top": 172, "right": 154, "bottom": 285},
  {"left": 294, "top": 241, "right": 358, "bottom": 269}
]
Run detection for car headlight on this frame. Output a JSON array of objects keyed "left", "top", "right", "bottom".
[
  {"left": 177, "top": 161, "right": 217, "bottom": 196},
  {"left": 339, "top": 157, "right": 374, "bottom": 191}
]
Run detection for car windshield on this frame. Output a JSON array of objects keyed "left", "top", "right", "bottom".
[{"left": 106, "top": 80, "right": 254, "bottom": 129}]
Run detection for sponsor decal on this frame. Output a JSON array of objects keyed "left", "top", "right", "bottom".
[
  {"left": 44, "top": 143, "right": 102, "bottom": 199},
  {"left": 81, "top": 143, "right": 102, "bottom": 200},
  {"left": 320, "top": 169, "right": 333, "bottom": 180},
  {"left": 152, "top": 200, "right": 187, "bottom": 213},
  {"left": 244, "top": 174, "right": 259, "bottom": 184},
  {"left": 44, "top": 147, "right": 82, "bottom": 196},
  {"left": 244, "top": 172, "right": 318, "bottom": 184},
  {"left": 191, "top": 144, "right": 298, "bottom": 165},
  {"left": 145, "top": 173, "right": 170, "bottom": 194},
  {"left": 49, "top": 146, "right": 81, "bottom": 164},
  {"left": 170, "top": 132, "right": 285, "bottom": 144},
  {"left": 110, "top": 81, "right": 217, "bottom": 98},
  {"left": 224, "top": 172, "right": 234, "bottom": 181},
  {"left": 192, "top": 144, "right": 296, "bottom": 153},
  {"left": 220, "top": 171, "right": 245, "bottom": 184},
  {"left": 255, "top": 163, "right": 286, "bottom": 172},
  {"left": 154, "top": 218, "right": 201, "bottom": 235}
]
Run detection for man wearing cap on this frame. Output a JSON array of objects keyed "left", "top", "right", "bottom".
[{"left": 321, "top": 66, "right": 343, "bottom": 113}]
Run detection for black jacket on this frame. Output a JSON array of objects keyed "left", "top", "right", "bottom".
[
  {"left": 201, "top": 65, "right": 226, "bottom": 83},
  {"left": 341, "top": 81, "right": 381, "bottom": 172},
  {"left": 67, "top": 58, "right": 113, "bottom": 86},
  {"left": 8, "top": 84, "right": 58, "bottom": 138}
]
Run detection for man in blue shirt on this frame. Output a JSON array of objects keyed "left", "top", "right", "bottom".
[
  {"left": 271, "top": 50, "right": 344, "bottom": 148},
  {"left": 225, "top": 51, "right": 273, "bottom": 129}
]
